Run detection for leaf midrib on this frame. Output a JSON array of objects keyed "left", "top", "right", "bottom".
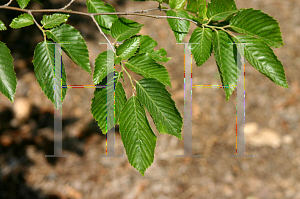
[
  {"left": 210, "top": 10, "right": 237, "bottom": 20},
  {"left": 136, "top": 81, "right": 177, "bottom": 135},
  {"left": 229, "top": 25, "right": 277, "bottom": 47},
  {"left": 234, "top": 37, "right": 276, "bottom": 84},
  {"left": 125, "top": 61, "right": 153, "bottom": 80}
]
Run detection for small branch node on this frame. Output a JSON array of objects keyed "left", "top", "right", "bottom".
[{"left": 61, "top": 0, "right": 75, "bottom": 10}]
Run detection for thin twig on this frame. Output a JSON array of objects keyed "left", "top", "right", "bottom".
[
  {"left": 134, "top": 7, "right": 159, "bottom": 13},
  {"left": 61, "top": 0, "right": 75, "bottom": 10},
  {"left": 92, "top": 13, "right": 198, "bottom": 25},
  {"left": 0, "top": 6, "right": 196, "bottom": 25},
  {"left": 3, "top": 0, "right": 13, "bottom": 6},
  {"left": 133, "top": 7, "right": 169, "bottom": 13},
  {"left": 91, "top": 15, "right": 115, "bottom": 53},
  {"left": 27, "top": 11, "right": 46, "bottom": 40},
  {"left": 28, "top": 11, "right": 41, "bottom": 29},
  {"left": 0, "top": 4, "right": 198, "bottom": 54}
]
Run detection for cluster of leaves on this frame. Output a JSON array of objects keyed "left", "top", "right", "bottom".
[{"left": 0, "top": 0, "right": 288, "bottom": 175}]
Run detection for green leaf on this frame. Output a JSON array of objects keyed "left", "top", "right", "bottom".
[
  {"left": 169, "top": 0, "right": 187, "bottom": 10},
  {"left": 32, "top": 41, "right": 67, "bottom": 109},
  {"left": 0, "top": 42, "right": 17, "bottom": 102},
  {"left": 166, "top": 10, "right": 190, "bottom": 43},
  {"left": 125, "top": 53, "right": 171, "bottom": 87},
  {"left": 115, "top": 81, "right": 127, "bottom": 123},
  {"left": 17, "top": 0, "right": 30, "bottom": 9},
  {"left": 41, "top": 14, "right": 70, "bottom": 29},
  {"left": 137, "top": 35, "right": 157, "bottom": 54},
  {"left": 213, "top": 30, "right": 239, "bottom": 101},
  {"left": 187, "top": 13, "right": 199, "bottom": 22},
  {"left": 115, "top": 57, "right": 122, "bottom": 65},
  {"left": 95, "top": 71, "right": 121, "bottom": 87},
  {"left": 136, "top": 78, "right": 183, "bottom": 139},
  {"left": 186, "top": 0, "right": 202, "bottom": 13},
  {"left": 186, "top": 0, "right": 207, "bottom": 22},
  {"left": 233, "top": 35, "right": 288, "bottom": 88},
  {"left": 46, "top": 24, "right": 91, "bottom": 74},
  {"left": 150, "top": 48, "right": 171, "bottom": 63},
  {"left": 0, "top": 20, "right": 7, "bottom": 31},
  {"left": 119, "top": 95, "right": 157, "bottom": 176},
  {"left": 207, "top": 0, "right": 237, "bottom": 21},
  {"left": 93, "top": 50, "right": 115, "bottom": 85},
  {"left": 86, "top": 0, "right": 118, "bottom": 35},
  {"left": 116, "top": 36, "right": 140, "bottom": 60},
  {"left": 189, "top": 27, "right": 213, "bottom": 66},
  {"left": 111, "top": 17, "right": 144, "bottom": 42},
  {"left": 9, "top": 13, "right": 34, "bottom": 29},
  {"left": 229, "top": 8, "right": 284, "bottom": 48},
  {"left": 91, "top": 71, "right": 124, "bottom": 134}
]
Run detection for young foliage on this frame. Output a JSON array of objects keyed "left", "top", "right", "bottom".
[
  {"left": 189, "top": 27, "right": 213, "bottom": 66},
  {"left": 116, "top": 36, "right": 140, "bottom": 60},
  {"left": 0, "top": 0, "right": 289, "bottom": 176},
  {"left": 86, "top": 0, "right": 118, "bottom": 35},
  {"left": 213, "top": 30, "right": 239, "bottom": 101},
  {"left": 150, "top": 48, "right": 171, "bottom": 63},
  {"left": 125, "top": 53, "right": 172, "bottom": 87},
  {"left": 169, "top": 0, "right": 187, "bottom": 10},
  {"left": 9, "top": 13, "right": 34, "bottom": 29},
  {"left": 229, "top": 8, "right": 284, "bottom": 48},
  {"left": 41, "top": 14, "right": 70, "bottom": 29},
  {"left": 32, "top": 41, "right": 67, "bottom": 110},
  {"left": 91, "top": 71, "right": 126, "bottom": 134},
  {"left": 207, "top": 0, "right": 238, "bottom": 21},
  {"left": 166, "top": 10, "right": 190, "bottom": 43},
  {"left": 136, "top": 78, "right": 183, "bottom": 139},
  {"left": 186, "top": 0, "right": 208, "bottom": 23},
  {"left": 45, "top": 24, "right": 91, "bottom": 74},
  {"left": 232, "top": 35, "right": 288, "bottom": 88},
  {"left": 93, "top": 50, "right": 115, "bottom": 85},
  {"left": 119, "top": 95, "right": 157, "bottom": 176},
  {"left": 137, "top": 35, "right": 157, "bottom": 54}
]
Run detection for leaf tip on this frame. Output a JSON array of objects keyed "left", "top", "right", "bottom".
[
  {"left": 178, "top": 134, "right": 183, "bottom": 140},
  {"left": 283, "top": 83, "right": 289, "bottom": 88},
  {"left": 140, "top": 170, "right": 145, "bottom": 176},
  {"left": 225, "top": 95, "right": 230, "bottom": 101},
  {"left": 8, "top": 95, "right": 15, "bottom": 103}
]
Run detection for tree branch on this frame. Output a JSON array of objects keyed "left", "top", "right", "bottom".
[
  {"left": 3, "top": 0, "right": 13, "bottom": 7},
  {"left": 27, "top": 11, "right": 46, "bottom": 40},
  {"left": 0, "top": 5, "right": 197, "bottom": 53},
  {"left": 61, "top": 0, "right": 75, "bottom": 10},
  {"left": 0, "top": 6, "right": 195, "bottom": 25},
  {"left": 91, "top": 15, "right": 115, "bottom": 53}
]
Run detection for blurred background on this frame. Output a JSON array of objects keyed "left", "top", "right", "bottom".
[{"left": 0, "top": 0, "right": 299, "bottom": 198}]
